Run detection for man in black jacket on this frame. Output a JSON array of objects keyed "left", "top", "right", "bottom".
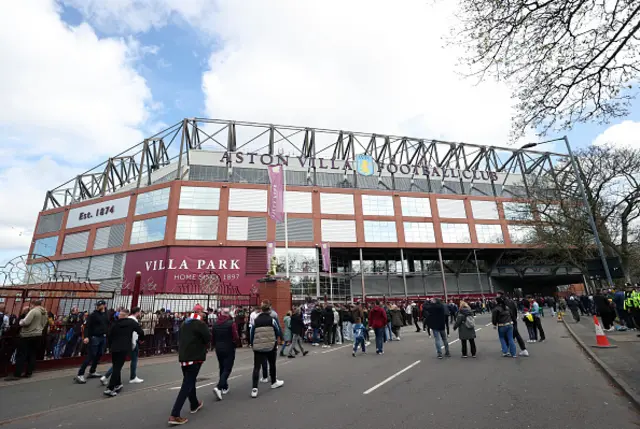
[
  {"left": 212, "top": 308, "right": 239, "bottom": 401},
  {"left": 75, "top": 300, "right": 109, "bottom": 384},
  {"left": 168, "top": 304, "right": 210, "bottom": 426},
  {"left": 424, "top": 299, "right": 450, "bottom": 359},
  {"left": 322, "top": 305, "right": 334, "bottom": 347},
  {"left": 104, "top": 309, "right": 144, "bottom": 397}
]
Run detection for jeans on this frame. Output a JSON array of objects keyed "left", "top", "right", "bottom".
[
  {"left": 385, "top": 323, "right": 393, "bottom": 341},
  {"left": 105, "top": 345, "right": 140, "bottom": 380},
  {"left": 334, "top": 324, "right": 342, "bottom": 343},
  {"left": 107, "top": 351, "right": 127, "bottom": 390},
  {"left": 533, "top": 316, "right": 546, "bottom": 341},
  {"left": 252, "top": 350, "right": 276, "bottom": 388},
  {"left": 433, "top": 330, "right": 450, "bottom": 356},
  {"left": 312, "top": 327, "right": 320, "bottom": 344},
  {"left": 62, "top": 334, "right": 79, "bottom": 358},
  {"left": 353, "top": 337, "right": 366, "bottom": 353},
  {"left": 170, "top": 363, "right": 202, "bottom": 417},
  {"left": 288, "top": 334, "right": 305, "bottom": 356},
  {"left": 374, "top": 327, "right": 385, "bottom": 353},
  {"left": 461, "top": 339, "right": 476, "bottom": 357},
  {"left": 13, "top": 336, "right": 40, "bottom": 377},
  {"left": 216, "top": 349, "right": 235, "bottom": 390},
  {"left": 498, "top": 325, "right": 517, "bottom": 356},
  {"left": 324, "top": 326, "right": 333, "bottom": 345},
  {"left": 78, "top": 336, "right": 105, "bottom": 376}
]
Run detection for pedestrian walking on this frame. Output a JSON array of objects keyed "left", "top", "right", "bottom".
[
  {"left": 498, "top": 292, "right": 529, "bottom": 357},
  {"left": 212, "top": 308, "right": 239, "bottom": 401},
  {"left": 103, "top": 309, "right": 144, "bottom": 397},
  {"left": 530, "top": 299, "right": 546, "bottom": 341},
  {"left": 453, "top": 301, "right": 476, "bottom": 358},
  {"left": 368, "top": 300, "right": 388, "bottom": 355},
  {"left": 288, "top": 307, "right": 308, "bottom": 358},
  {"left": 168, "top": 304, "right": 210, "bottom": 426},
  {"left": 250, "top": 300, "right": 284, "bottom": 398},
  {"left": 101, "top": 307, "right": 144, "bottom": 386},
  {"left": 280, "top": 311, "right": 292, "bottom": 356},
  {"left": 352, "top": 317, "right": 366, "bottom": 356},
  {"left": 5, "top": 300, "right": 47, "bottom": 381},
  {"left": 74, "top": 300, "right": 109, "bottom": 384},
  {"left": 389, "top": 304, "right": 403, "bottom": 340},
  {"left": 492, "top": 297, "right": 517, "bottom": 358},
  {"left": 425, "top": 299, "right": 450, "bottom": 359}
]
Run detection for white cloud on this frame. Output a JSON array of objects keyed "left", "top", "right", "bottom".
[
  {"left": 593, "top": 120, "right": 640, "bottom": 147},
  {"left": 0, "top": 0, "right": 153, "bottom": 256}
]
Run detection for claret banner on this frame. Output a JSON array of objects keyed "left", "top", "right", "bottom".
[{"left": 123, "top": 247, "right": 249, "bottom": 295}]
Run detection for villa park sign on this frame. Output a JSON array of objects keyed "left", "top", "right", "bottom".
[{"left": 210, "top": 151, "right": 503, "bottom": 183}]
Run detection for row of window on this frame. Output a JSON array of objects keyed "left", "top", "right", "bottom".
[
  {"left": 131, "top": 186, "right": 537, "bottom": 220},
  {"left": 32, "top": 217, "right": 538, "bottom": 258}
]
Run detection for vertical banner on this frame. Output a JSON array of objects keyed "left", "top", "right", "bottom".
[
  {"left": 267, "top": 165, "right": 285, "bottom": 222},
  {"left": 266, "top": 241, "right": 276, "bottom": 270},
  {"left": 321, "top": 242, "right": 330, "bottom": 272}
]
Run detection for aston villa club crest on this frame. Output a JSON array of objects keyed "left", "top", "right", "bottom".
[{"left": 356, "top": 154, "right": 375, "bottom": 176}]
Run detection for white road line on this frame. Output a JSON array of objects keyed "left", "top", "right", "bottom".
[
  {"left": 475, "top": 328, "right": 482, "bottom": 331},
  {"left": 363, "top": 360, "right": 421, "bottom": 395},
  {"left": 321, "top": 344, "right": 351, "bottom": 354},
  {"left": 448, "top": 339, "right": 459, "bottom": 345},
  {"left": 168, "top": 374, "right": 242, "bottom": 390},
  {"left": 485, "top": 322, "right": 492, "bottom": 326}
]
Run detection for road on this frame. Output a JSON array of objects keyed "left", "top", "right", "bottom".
[{"left": 0, "top": 314, "right": 637, "bottom": 428}]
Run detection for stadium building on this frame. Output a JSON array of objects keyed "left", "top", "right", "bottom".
[{"left": 25, "top": 119, "right": 585, "bottom": 303}]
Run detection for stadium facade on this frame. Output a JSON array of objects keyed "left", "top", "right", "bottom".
[{"left": 25, "top": 119, "right": 584, "bottom": 302}]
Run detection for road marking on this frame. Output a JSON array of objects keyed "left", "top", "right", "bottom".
[
  {"left": 169, "top": 374, "right": 243, "bottom": 390},
  {"left": 448, "top": 339, "right": 459, "bottom": 345},
  {"left": 321, "top": 344, "right": 351, "bottom": 354},
  {"left": 363, "top": 360, "right": 421, "bottom": 395},
  {"left": 485, "top": 322, "right": 492, "bottom": 326},
  {"left": 475, "top": 328, "right": 482, "bottom": 331}
]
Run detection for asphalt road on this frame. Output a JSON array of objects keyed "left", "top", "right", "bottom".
[{"left": 0, "top": 314, "right": 637, "bottom": 428}]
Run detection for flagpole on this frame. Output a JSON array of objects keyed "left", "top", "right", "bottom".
[
  {"left": 329, "top": 250, "right": 333, "bottom": 303},
  {"left": 283, "top": 165, "right": 289, "bottom": 278}
]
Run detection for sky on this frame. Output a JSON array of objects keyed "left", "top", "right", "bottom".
[{"left": 1, "top": 0, "right": 639, "bottom": 267}]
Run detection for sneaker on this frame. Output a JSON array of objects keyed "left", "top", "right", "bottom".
[
  {"left": 271, "top": 380, "right": 284, "bottom": 389},
  {"left": 168, "top": 416, "right": 188, "bottom": 425},
  {"left": 519, "top": 350, "right": 530, "bottom": 357},
  {"left": 221, "top": 388, "right": 229, "bottom": 395},
  {"left": 511, "top": 355, "right": 518, "bottom": 358},
  {"left": 472, "top": 355, "right": 477, "bottom": 358},
  {"left": 103, "top": 389, "right": 117, "bottom": 397},
  {"left": 437, "top": 355, "right": 443, "bottom": 359},
  {"left": 88, "top": 372, "right": 101, "bottom": 378},
  {"left": 213, "top": 387, "right": 222, "bottom": 401},
  {"left": 365, "top": 341, "right": 371, "bottom": 346},
  {"left": 312, "top": 343, "right": 319, "bottom": 346},
  {"left": 251, "top": 388, "right": 258, "bottom": 398},
  {"left": 445, "top": 353, "right": 451, "bottom": 358},
  {"left": 100, "top": 376, "right": 109, "bottom": 386},
  {"left": 502, "top": 353, "right": 510, "bottom": 357},
  {"left": 539, "top": 339, "right": 546, "bottom": 342},
  {"left": 74, "top": 375, "right": 87, "bottom": 384},
  {"left": 336, "top": 342, "right": 342, "bottom": 345},
  {"left": 302, "top": 351, "right": 309, "bottom": 356},
  {"left": 114, "top": 384, "right": 123, "bottom": 392},
  {"left": 260, "top": 378, "right": 269, "bottom": 383},
  {"left": 190, "top": 400, "right": 204, "bottom": 414},
  {"left": 287, "top": 355, "right": 295, "bottom": 359},
  {"left": 461, "top": 355, "right": 468, "bottom": 358},
  {"left": 129, "top": 377, "right": 144, "bottom": 384},
  {"left": 352, "top": 352, "right": 356, "bottom": 357},
  {"left": 396, "top": 337, "right": 401, "bottom": 341}
]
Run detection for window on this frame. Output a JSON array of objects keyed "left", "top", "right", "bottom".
[
  {"left": 364, "top": 221, "right": 397, "bottom": 242},
  {"left": 321, "top": 219, "right": 357, "bottom": 242},
  {"left": 503, "top": 202, "right": 533, "bottom": 220},
  {"left": 404, "top": 222, "right": 436, "bottom": 243},
  {"left": 470, "top": 200, "right": 499, "bottom": 220},
  {"left": 94, "top": 224, "right": 126, "bottom": 250},
  {"left": 285, "top": 191, "right": 312, "bottom": 213},
  {"left": 361, "top": 195, "right": 394, "bottom": 216},
  {"left": 276, "top": 218, "right": 313, "bottom": 241},
  {"left": 475, "top": 224, "right": 504, "bottom": 243},
  {"left": 401, "top": 197, "right": 431, "bottom": 217},
  {"left": 62, "top": 231, "right": 90, "bottom": 254},
  {"left": 36, "top": 212, "right": 64, "bottom": 234},
  {"left": 320, "top": 193, "right": 354, "bottom": 215},
  {"left": 437, "top": 199, "right": 467, "bottom": 218},
  {"left": 135, "top": 188, "right": 170, "bottom": 215},
  {"left": 228, "top": 189, "right": 267, "bottom": 212},
  {"left": 440, "top": 223, "right": 471, "bottom": 243},
  {"left": 508, "top": 225, "right": 536, "bottom": 244},
  {"left": 129, "top": 216, "right": 167, "bottom": 244},
  {"left": 175, "top": 215, "right": 218, "bottom": 240},
  {"left": 227, "top": 217, "right": 248, "bottom": 241},
  {"left": 179, "top": 186, "right": 220, "bottom": 210},
  {"left": 32, "top": 236, "right": 58, "bottom": 257},
  {"left": 274, "top": 248, "right": 317, "bottom": 273}
]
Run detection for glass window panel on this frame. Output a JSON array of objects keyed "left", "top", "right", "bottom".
[
  {"left": 361, "top": 195, "right": 394, "bottom": 216},
  {"left": 320, "top": 193, "right": 354, "bottom": 214},
  {"left": 404, "top": 222, "right": 436, "bottom": 243},
  {"left": 175, "top": 215, "right": 218, "bottom": 240},
  {"left": 475, "top": 224, "right": 504, "bottom": 243},
  {"left": 129, "top": 216, "right": 167, "bottom": 245},
  {"left": 290, "top": 275, "right": 318, "bottom": 299},
  {"left": 228, "top": 189, "right": 267, "bottom": 212},
  {"left": 227, "top": 217, "right": 249, "bottom": 241},
  {"left": 32, "top": 236, "right": 58, "bottom": 257},
  {"left": 179, "top": 187, "right": 220, "bottom": 210},
  {"left": 437, "top": 199, "right": 467, "bottom": 218},
  {"left": 470, "top": 200, "right": 499, "bottom": 219},
  {"left": 503, "top": 202, "right": 533, "bottom": 220},
  {"left": 321, "top": 219, "right": 356, "bottom": 242},
  {"left": 508, "top": 225, "right": 536, "bottom": 244},
  {"left": 364, "top": 221, "right": 397, "bottom": 242},
  {"left": 275, "top": 248, "right": 317, "bottom": 273},
  {"left": 135, "top": 188, "right": 170, "bottom": 215},
  {"left": 400, "top": 197, "right": 431, "bottom": 217},
  {"left": 440, "top": 223, "right": 471, "bottom": 243}
]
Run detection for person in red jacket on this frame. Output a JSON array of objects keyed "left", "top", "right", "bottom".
[{"left": 368, "top": 301, "right": 388, "bottom": 355}]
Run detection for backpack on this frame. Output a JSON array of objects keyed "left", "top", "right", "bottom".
[{"left": 464, "top": 314, "right": 475, "bottom": 329}]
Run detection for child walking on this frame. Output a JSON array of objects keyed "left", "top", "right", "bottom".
[
  {"left": 522, "top": 310, "right": 536, "bottom": 343},
  {"left": 352, "top": 318, "right": 366, "bottom": 357}
]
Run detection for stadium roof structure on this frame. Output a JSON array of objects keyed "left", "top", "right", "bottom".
[{"left": 43, "top": 118, "right": 577, "bottom": 210}]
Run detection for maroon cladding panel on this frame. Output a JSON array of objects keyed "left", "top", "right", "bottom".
[{"left": 246, "top": 247, "right": 268, "bottom": 275}]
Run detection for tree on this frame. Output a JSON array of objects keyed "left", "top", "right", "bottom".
[
  {"left": 450, "top": 0, "right": 640, "bottom": 138},
  {"left": 517, "top": 145, "right": 640, "bottom": 283}
]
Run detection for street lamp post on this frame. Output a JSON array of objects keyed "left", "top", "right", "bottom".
[{"left": 520, "top": 137, "right": 614, "bottom": 288}]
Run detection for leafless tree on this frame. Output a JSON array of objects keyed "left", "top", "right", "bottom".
[
  {"left": 516, "top": 145, "right": 640, "bottom": 282},
  {"left": 450, "top": 0, "right": 640, "bottom": 138}
]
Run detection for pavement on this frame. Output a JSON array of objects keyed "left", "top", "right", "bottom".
[
  {"left": 0, "top": 314, "right": 638, "bottom": 429},
  {"left": 562, "top": 314, "right": 640, "bottom": 402}
]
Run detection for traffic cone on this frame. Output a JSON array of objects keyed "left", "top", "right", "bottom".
[
  {"left": 557, "top": 311, "right": 563, "bottom": 322},
  {"left": 592, "top": 315, "right": 618, "bottom": 348}
]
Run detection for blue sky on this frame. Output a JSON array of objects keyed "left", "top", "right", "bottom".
[{"left": 0, "top": 0, "right": 638, "bottom": 267}]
